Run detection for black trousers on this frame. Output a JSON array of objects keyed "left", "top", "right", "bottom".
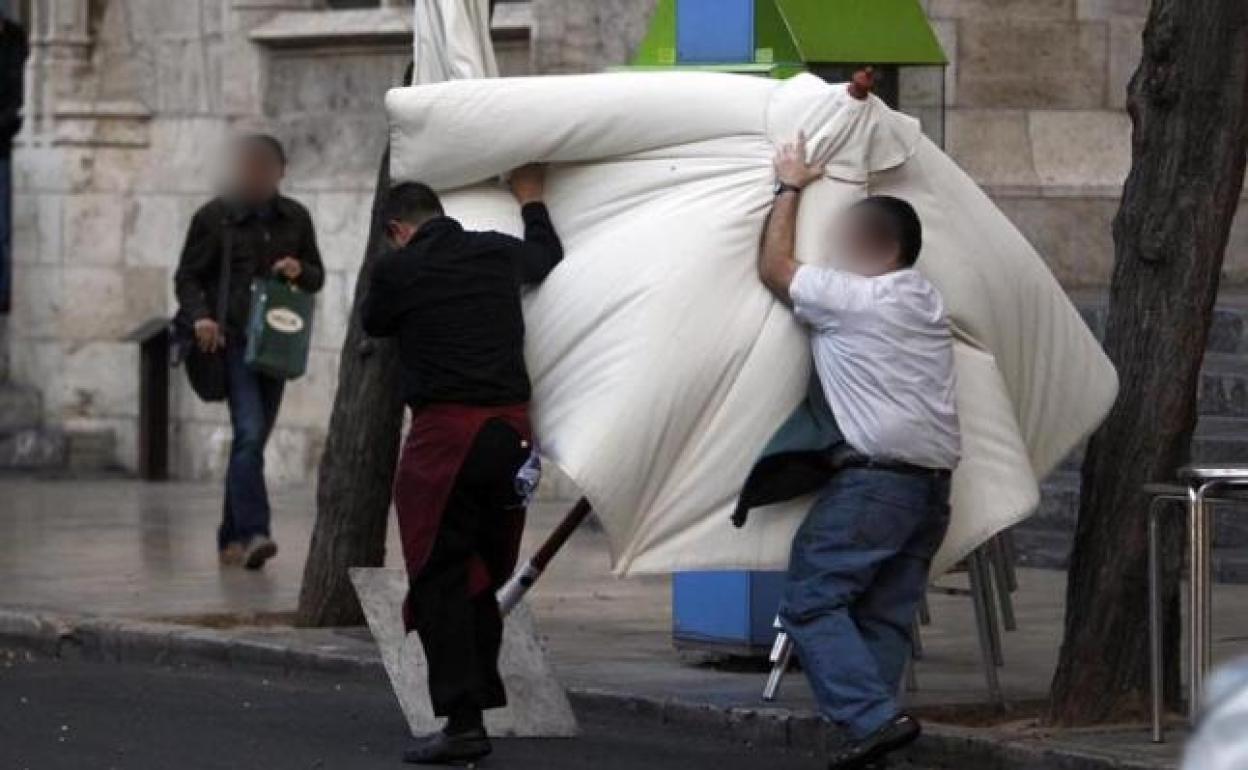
[{"left": 407, "top": 419, "right": 530, "bottom": 718}]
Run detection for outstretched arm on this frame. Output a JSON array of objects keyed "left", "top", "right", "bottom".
[
  {"left": 758, "top": 133, "right": 824, "bottom": 304},
  {"left": 509, "top": 163, "right": 564, "bottom": 284}
]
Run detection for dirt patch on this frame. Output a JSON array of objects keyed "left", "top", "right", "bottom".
[{"left": 912, "top": 699, "right": 1049, "bottom": 729}]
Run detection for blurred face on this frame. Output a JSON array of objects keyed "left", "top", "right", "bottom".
[
  {"left": 233, "top": 141, "right": 284, "bottom": 204},
  {"left": 837, "top": 207, "right": 902, "bottom": 277}
]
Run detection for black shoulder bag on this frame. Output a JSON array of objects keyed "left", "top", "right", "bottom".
[{"left": 173, "top": 221, "right": 233, "bottom": 403}]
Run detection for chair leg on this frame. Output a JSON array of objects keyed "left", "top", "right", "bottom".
[
  {"left": 990, "top": 536, "right": 1018, "bottom": 632},
  {"left": 763, "top": 616, "right": 793, "bottom": 702},
  {"left": 1148, "top": 497, "right": 1166, "bottom": 743},
  {"left": 1000, "top": 530, "right": 1020, "bottom": 592},
  {"left": 903, "top": 654, "right": 918, "bottom": 694},
  {"left": 970, "top": 548, "right": 1005, "bottom": 667},
  {"left": 911, "top": 615, "right": 924, "bottom": 660},
  {"left": 968, "top": 549, "right": 1005, "bottom": 707},
  {"left": 918, "top": 595, "right": 932, "bottom": 626}
]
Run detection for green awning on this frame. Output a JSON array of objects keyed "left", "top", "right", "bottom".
[{"left": 773, "top": 0, "right": 948, "bottom": 65}]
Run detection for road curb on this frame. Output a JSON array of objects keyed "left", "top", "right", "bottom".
[{"left": 0, "top": 608, "right": 1171, "bottom": 770}]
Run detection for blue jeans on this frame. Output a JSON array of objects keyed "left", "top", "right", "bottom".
[
  {"left": 0, "top": 155, "right": 11, "bottom": 313},
  {"left": 219, "top": 340, "right": 285, "bottom": 550},
  {"left": 780, "top": 468, "right": 951, "bottom": 738}
]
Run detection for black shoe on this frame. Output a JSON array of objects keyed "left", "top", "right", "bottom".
[
  {"left": 402, "top": 727, "right": 492, "bottom": 765},
  {"left": 827, "top": 713, "right": 920, "bottom": 770}
]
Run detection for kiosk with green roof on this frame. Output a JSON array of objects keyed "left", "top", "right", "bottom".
[{"left": 629, "top": 0, "right": 949, "bottom": 144}]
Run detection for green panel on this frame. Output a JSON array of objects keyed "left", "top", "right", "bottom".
[
  {"left": 755, "top": 0, "right": 801, "bottom": 67},
  {"left": 632, "top": 0, "right": 678, "bottom": 66},
  {"left": 774, "top": 0, "right": 948, "bottom": 65}
]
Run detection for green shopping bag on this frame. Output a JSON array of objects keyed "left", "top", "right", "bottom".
[{"left": 244, "top": 277, "right": 315, "bottom": 380}]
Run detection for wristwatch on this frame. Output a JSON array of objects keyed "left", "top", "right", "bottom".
[{"left": 774, "top": 181, "right": 803, "bottom": 197}]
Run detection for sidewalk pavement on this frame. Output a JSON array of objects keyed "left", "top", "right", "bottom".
[{"left": 3, "top": 477, "right": 1243, "bottom": 769}]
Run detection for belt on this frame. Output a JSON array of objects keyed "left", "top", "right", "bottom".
[{"left": 837, "top": 454, "right": 952, "bottom": 480}]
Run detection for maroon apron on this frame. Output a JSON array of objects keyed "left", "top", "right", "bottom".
[{"left": 393, "top": 402, "right": 532, "bottom": 605}]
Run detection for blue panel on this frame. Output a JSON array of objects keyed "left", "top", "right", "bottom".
[
  {"left": 676, "top": 0, "right": 755, "bottom": 64},
  {"left": 673, "top": 570, "right": 787, "bottom": 649},
  {"left": 747, "top": 571, "right": 788, "bottom": 645},
  {"left": 673, "top": 571, "right": 750, "bottom": 644}
]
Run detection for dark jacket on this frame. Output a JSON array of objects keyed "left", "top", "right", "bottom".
[
  {"left": 1, "top": 19, "right": 29, "bottom": 158},
  {"left": 732, "top": 373, "right": 848, "bottom": 527},
  {"left": 174, "top": 195, "right": 325, "bottom": 333},
  {"left": 361, "top": 202, "right": 563, "bottom": 409}
]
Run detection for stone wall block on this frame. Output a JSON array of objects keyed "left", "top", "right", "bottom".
[
  {"left": 155, "top": 37, "right": 224, "bottom": 116},
  {"left": 531, "top": 0, "right": 655, "bottom": 74},
  {"left": 172, "top": 420, "right": 233, "bottom": 481},
  {"left": 10, "top": 194, "right": 41, "bottom": 266},
  {"left": 1108, "top": 19, "right": 1144, "bottom": 110},
  {"left": 278, "top": 114, "right": 387, "bottom": 192},
  {"left": 310, "top": 271, "right": 350, "bottom": 352},
  {"left": 221, "top": 37, "right": 264, "bottom": 116},
  {"left": 12, "top": 147, "right": 69, "bottom": 195},
  {"left": 122, "top": 266, "right": 172, "bottom": 330},
  {"left": 8, "top": 339, "right": 67, "bottom": 419},
  {"left": 1076, "top": 0, "right": 1151, "bottom": 19},
  {"left": 138, "top": 119, "right": 231, "bottom": 195},
  {"left": 263, "top": 426, "right": 319, "bottom": 487},
  {"left": 124, "top": 0, "right": 219, "bottom": 39},
  {"left": 64, "top": 193, "right": 125, "bottom": 265},
  {"left": 60, "top": 267, "right": 127, "bottom": 340},
  {"left": 996, "top": 197, "right": 1118, "bottom": 286},
  {"left": 929, "top": 0, "right": 1074, "bottom": 19},
  {"left": 947, "top": 109, "right": 1039, "bottom": 188},
  {"left": 60, "top": 341, "right": 140, "bottom": 420},
  {"left": 1028, "top": 110, "right": 1131, "bottom": 188},
  {"left": 9, "top": 265, "right": 63, "bottom": 341},
  {"left": 123, "top": 194, "right": 191, "bottom": 268},
  {"left": 311, "top": 190, "right": 372, "bottom": 273},
  {"left": 264, "top": 50, "right": 406, "bottom": 116},
  {"left": 958, "top": 20, "right": 1108, "bottom": 109},
  {"left": 75, "top": 148, "right": 149, "bottom": 195}
]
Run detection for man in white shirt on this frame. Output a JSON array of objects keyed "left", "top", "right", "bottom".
[{"left": 756, "top": 134, "right": 961, "bottom": 769}]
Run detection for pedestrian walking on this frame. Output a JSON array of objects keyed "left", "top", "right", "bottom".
[{"left": 174, "top": 134, "right": 325, "bottom": 569}]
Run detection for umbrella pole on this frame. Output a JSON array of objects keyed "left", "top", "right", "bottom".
[{"left": 497, "top": 497, "right": 594, "bottom": 615}]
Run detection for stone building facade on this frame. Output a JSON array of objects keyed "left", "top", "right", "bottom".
[{"left": 3, "top": 0, "right": 1237, "bottom": 482}]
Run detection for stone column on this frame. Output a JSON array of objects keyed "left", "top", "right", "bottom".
[{"left": 25, "top": 0, "right": 94, "bottom": 138}]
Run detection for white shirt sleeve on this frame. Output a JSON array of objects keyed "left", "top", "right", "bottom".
[{"left": 789, "top": 264, "right": 877, "bottom": 329}]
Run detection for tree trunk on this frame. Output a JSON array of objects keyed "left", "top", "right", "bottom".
[
  {"left": 295, "top": 147, "right": 406, "bottom": 627},
  {"left": 1047, "top": 0, "right": 1248, "bottom": 724}
]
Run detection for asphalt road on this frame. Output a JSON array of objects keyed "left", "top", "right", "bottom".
[{"left": 0, "top": 650, "right": 846, "bottom": 770}]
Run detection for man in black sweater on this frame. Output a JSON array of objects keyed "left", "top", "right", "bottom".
[
  {"left": 362, "top": 167, "right": 562, "bottom": 766},
  {"left": 1, "top": 11, "right": 28, "bottom": 314}
]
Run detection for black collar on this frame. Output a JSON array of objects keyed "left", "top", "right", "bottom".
[{"left": 414, "top": 216, "right": 462, "bottom": 240}]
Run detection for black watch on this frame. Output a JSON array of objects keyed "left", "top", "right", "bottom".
[{"left": 774, "top": 181, "right": 803, "bottom": 197}]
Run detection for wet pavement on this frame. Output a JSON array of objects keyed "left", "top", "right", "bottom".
[{"left": 0, "top": 477, "right": 1240, "bottom": 768}]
